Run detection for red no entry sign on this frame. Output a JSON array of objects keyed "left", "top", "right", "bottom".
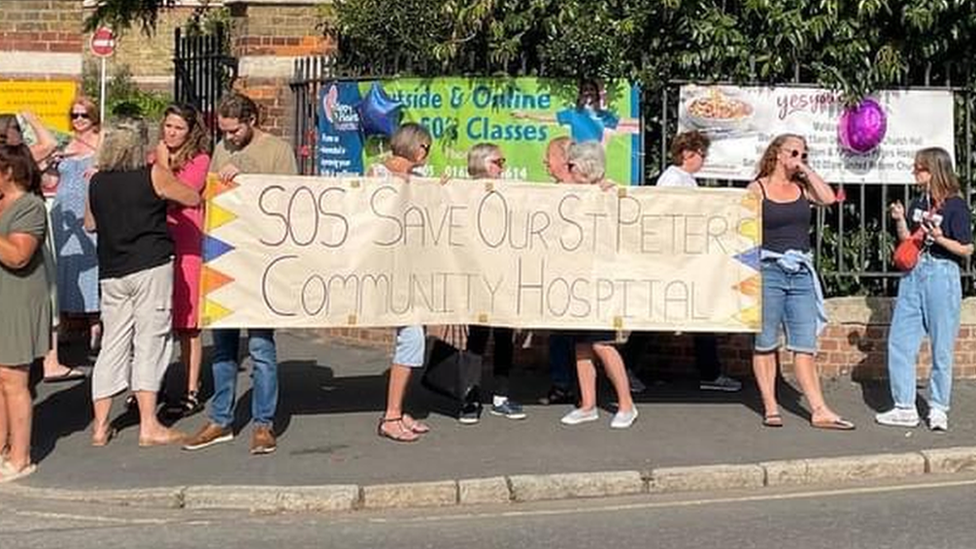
[{"left": 90, "top": 27, "right": 115, "bottom": 57}]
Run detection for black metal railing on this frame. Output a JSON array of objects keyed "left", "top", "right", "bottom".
[
  {"left": 173, "top": 24, "right": 238, "bottom": 147},
  {"left": 289, "top": 56, "right": 975, "bottom": 297}
]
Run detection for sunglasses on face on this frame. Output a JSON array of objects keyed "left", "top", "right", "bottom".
[
  {"left": 70, "top": 112, "right": 90, "bottom": 120},
  {"left": 490, "top": 157, "right": 506, "bottom": 168},
  {"left": 786, "top": 148, "right": 809, "bottom": 161}
]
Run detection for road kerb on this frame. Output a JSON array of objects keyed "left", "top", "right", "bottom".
[
  {"left": 182, "top": 485, "right": 360, "bottom": 512},
  {"left": 0, "top": 485, "right": 184, "bottom": 508},
  {"left": 361, "top": 480, "right": 458, "bottom": 509},
  {"left": 5, "top": 447, "right": 975, "bottom": 512},
  {"left": 650, "top": 464, "right": 765, "bottom": 493},
  {"left": 920, "top": 447, "right": 976, "bottom": 474},
  {"left": 761, "top": 452, "right": 926, "bottom": 486},
  {"left": 508, "top": 471, "right": 645, "bottom": 502}
]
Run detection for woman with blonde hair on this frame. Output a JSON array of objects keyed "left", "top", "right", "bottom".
[
  {"left": 558, "top": 141, "right": 638, "bottom": 429},
  {"left": 51, "top": 96, "right": 102, "bottom": 356},
  {"left": 876, "top": 148, "right": 972, "bottom": 431},
  {"left": 749, "top": 134, "right": 853, "bottom": 430},
  {"left": 157, "top": 104, "right": 211, "bottom": 419},
  {"left": 457, "top": 143, "right": 526, "bottom": 423},
  {"left": 368, "top": 122, "right": 433, "bottom": 442},
  {"left": 84, "top": 122, "right": 200, "bottom": 447}
]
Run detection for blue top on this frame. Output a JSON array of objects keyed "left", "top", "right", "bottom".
[
  {"left": 555, "top": 107, "right": 619, "bottom": 143},
  {"left": 759, "top": 182, "right": 811, "bottom": 254},
  {"left": 52, "top": 155, "right": 99, "bottom": 313},
  {"left": 907, "top": 195, "right": 973, "bottom": 266}
]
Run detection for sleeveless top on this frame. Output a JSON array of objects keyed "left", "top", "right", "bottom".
[
  {"left": 759, "top": 181, "right": 811, "bottom": 253},
  {"left": 89, "top": 167, "right": 174, "bottom": 279}
]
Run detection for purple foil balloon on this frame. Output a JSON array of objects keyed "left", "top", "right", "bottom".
[{"left": 838, "top": 98, "right": 887, "bottom": 154}]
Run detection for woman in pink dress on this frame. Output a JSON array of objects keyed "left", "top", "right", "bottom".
[{"left": 159, "top": 104, "right": 210, "bottom": 417}]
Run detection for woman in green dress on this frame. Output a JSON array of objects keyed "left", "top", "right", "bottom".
[{"left": 0, "top": 143, "right": 49, "bottom": 482}]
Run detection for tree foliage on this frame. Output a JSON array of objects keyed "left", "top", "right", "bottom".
[{"left": 326, "top": 0, "right": 976, "bottom": 97}]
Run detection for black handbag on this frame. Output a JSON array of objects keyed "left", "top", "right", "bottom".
[{"left": 421, "top": 326, "right": 483, "bottom": 402}]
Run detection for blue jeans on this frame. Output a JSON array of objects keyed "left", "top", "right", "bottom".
[
  {"left": 887, "top": 255, "right": 962, "bottom": 412},
  {"left": 210, "top": 328, "right": 278, "bottom": 428},
  {"left": 755, "top": 260, "right": 818, "bottom": 354}
]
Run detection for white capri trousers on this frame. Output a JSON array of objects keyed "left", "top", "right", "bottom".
[{"left": 91, "top": 261, "right": 174, "bottom": 400}]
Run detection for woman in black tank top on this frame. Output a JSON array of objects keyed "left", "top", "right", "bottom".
[{"left": 746, "top": 134, "right": 855, "bottom": 431}]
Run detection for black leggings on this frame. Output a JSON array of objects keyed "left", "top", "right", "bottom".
[{"left": 466, "top": 326, "right": 514, "bottom": 396}]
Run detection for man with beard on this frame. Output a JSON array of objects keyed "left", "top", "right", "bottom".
[{"left": 183, "top": 93, "right": 297, "bottom": 455}]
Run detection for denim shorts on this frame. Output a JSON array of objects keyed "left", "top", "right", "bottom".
[
  {"left": 393, "top": 325, "right": 425, "bottom": 367},
  {"left": 755, "top": 260, "right": 818, "bottom": 354}
]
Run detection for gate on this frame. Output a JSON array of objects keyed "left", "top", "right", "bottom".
[{"left": 173, "top": 24, "right": 238, "bottom": 146}]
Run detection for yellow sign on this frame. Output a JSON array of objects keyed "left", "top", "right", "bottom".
[
  {"left": 0, "top": 81, "right": 78, "bottom": 133},
  {"left": 200, "top": 175, "right": 763, "bottom": 332}
]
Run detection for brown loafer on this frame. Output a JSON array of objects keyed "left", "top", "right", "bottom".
[
  {"left": 250, "top": 425, "right": 276, "bottom": 455},
  {"left": 182, "top": 422, "right": 233, "bottom": 451}
]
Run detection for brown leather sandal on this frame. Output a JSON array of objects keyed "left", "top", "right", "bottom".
[{"left": 377, "top": 417, "right": 420, "bottom": 443}]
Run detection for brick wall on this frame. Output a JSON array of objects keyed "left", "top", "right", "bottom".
[
  {"left": 228, "top": 0, "right": 333, "bottom": 141},
  {"left": 316, "top": 297, "right": 976, "bottom": 380},
  {"left": 0, "top": 0, "right": 83, "bottom": 79}
]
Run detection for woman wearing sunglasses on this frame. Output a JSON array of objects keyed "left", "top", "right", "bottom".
[
  {"left": 748, "top": 134, "right": 854, "bottom": 431},
  {"left": 456, "top": 144, "right": 526, "bottom": 424},
  {"left": 51, "top": 97, "right": 103, "bottom": 357}
]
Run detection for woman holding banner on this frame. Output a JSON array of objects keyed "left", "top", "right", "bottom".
[
  {"left": 368, "top": 122, "right": 434, "bottom": 442},
  {"left": 458, "top": 143, "right": 526, "bottom": 424},
  {"left": 157, "top": 104, "right": 211, "bottom": 419},
  {"left": 558, "top": 141, "right": 638, "bottom": 429},
  {"left": 748, "top": 134, "right": 853, "bottom": 430},
  {"left": 876, "top": 148, "right": 972, "bottom": 431}
]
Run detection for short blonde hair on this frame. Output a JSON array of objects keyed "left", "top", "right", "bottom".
[
  {"left": 389, "top": 122, "right": 432, "bottom": 162},
  {"left": 97, "top": 121, "right": 148, "bottom": 172},
  {"left": 467, "top": 143, "right": 501, "bottom": 178},
  {"left": 566, "top": 141, "right": 605, "bottom": 184}
]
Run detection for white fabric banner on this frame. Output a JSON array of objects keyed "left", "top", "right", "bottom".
[
  {"left": 678, "top": 85, "right": 955, "bottom": 184},
  {"left": 199, "top": 175, "right": 762, "bottom": 332}
]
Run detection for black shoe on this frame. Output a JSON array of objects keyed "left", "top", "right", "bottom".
[
  {"left": 458, "top": 401, "right": 482, "bottom": 425},
  {"left": 163, "top": 391, "right": 204, "bottom": 419},
  {"left": 540, "top": 386, "right": 575, "bottom": 406}
]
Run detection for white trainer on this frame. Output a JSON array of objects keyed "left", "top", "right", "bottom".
[
  {"left": 875, "top": 407, "right": 920, "bottom": 427},
  {"left": 929, "top": 409, "right": 949, "bottom": 432},
  {"left": 560, "top": 408, "right": 599, "bottom": 426},
  {"left": 610, "top": 407, "right": 639, "bottom": 429}
]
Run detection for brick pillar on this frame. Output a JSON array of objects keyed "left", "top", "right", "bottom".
[
  {"left": 226, "top": 0, "right": 333, "bottom": 143},
  {"left": 0, "top": 0, "right": 83, "bottom": 79}
]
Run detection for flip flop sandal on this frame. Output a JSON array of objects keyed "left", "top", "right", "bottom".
[
  {"left": 812, "top": 418, "right": 856, "bottom": 431},
  {"left": 43, "top": 367, "right": 87, "bottom": 383},
  {"left": 91, "top": 427, "right": 118, "bottom": 447},
  {"left": 139, "top": 430, "right": 187, "bottom": 448},
  {"left": 377, "top": 417, "right": 419, "bottom": 443},
  {"left": 402, "top": 415, "right": 430, "bottom": 434},
  {"left": 763, "top": 413, "right": 784, "bottom": 428},
  {"left": 0, "top": 461, "right": 37, "bottom": 484}
]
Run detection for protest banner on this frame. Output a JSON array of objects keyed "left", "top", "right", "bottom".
[
  {"left": 199, "top": 175, "right": 761, "bottom": 332},
  {"left": 317, "top": 78, "right": 643, "bottom": 184},
  {"left": 0, "top": 81, "right": 76, "bottom": 133},
  {"left": 678, "top": 85, "right": 954, "bottom": 184}
]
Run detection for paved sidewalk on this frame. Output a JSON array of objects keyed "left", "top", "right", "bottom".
[{"left": 19, "top": 331, "right": 976, "bottom": 492}]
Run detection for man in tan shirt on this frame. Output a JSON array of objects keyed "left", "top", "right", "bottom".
[{"left": 183, "top": 93, "right": 297, "bottom": 456}]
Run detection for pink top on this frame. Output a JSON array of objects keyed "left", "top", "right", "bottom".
[{"left": 167, "top": 153, "right": 210, "bottom": 256}]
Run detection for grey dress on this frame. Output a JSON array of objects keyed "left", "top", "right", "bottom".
[{"left": 0, "top": 193, "right": 51, "bottom": 365}]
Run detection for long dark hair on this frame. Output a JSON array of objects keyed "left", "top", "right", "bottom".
[
  {"left": 0, "top": 144, "right": 42, "bottom": 196},
  {"left": 159, "top": 103, "right": 211, "bottom": 171}
]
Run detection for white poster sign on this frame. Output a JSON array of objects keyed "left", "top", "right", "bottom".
[{"left": 677, "top": 85, "right": 955, "bottom": 184}]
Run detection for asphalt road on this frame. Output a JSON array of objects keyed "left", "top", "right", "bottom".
[{"left": 2, "top": 475, "right": 975, "bottom": 549}]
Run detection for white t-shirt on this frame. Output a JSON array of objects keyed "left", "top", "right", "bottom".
[{"left": 655, "top": 165, "right": 698, "bottom": 188}]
